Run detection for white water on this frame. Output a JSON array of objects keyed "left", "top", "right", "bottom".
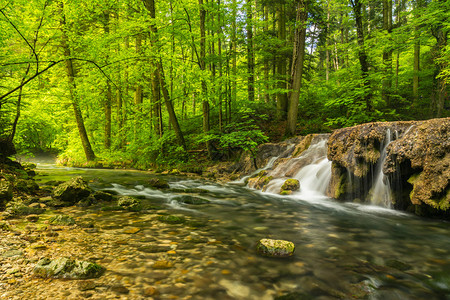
[
  {"left": 254, "top": 138, "right": 333, "bottom": 199},
  {"left": 369, "top": 129, "right": 393, "bottom": 207}
]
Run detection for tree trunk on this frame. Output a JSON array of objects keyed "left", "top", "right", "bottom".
[
  {"left": 350, "top": 0, "right": 372, "bottom": 111},
  {"left": 60, "top": 2, "right": 96, "bottom": 161},
  {"left": 103, "top": 13, "right": 111, "bottom": 150},
  {"left": 199, "top": 0, "right": 214, "bottom": 158},
  {"left": 276, "top": 3, "right": 288, "bottom": 120},
  {"left": 246, "top": 0, "right": 255, "bottom": 102},
  {"left": 286, "top": 0, "right": 307, "bottom": 136},
  {"left": 142, "top": 0, "right": 185, "bottom": 149},
  {"left": 382, "top": 0, "right": 393, "bottom": 107}
]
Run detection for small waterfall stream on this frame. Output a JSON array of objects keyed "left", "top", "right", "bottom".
[{"left": 369, "top": 129, "right": 393, "bottom": 207}]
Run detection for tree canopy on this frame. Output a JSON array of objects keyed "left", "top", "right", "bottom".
[{"left": 0, "top": 0, "right": 448, "bottom": 167}]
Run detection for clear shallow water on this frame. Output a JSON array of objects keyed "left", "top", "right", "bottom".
[{"left": 36, "top": 165, "right": 450, "bottom": 299}]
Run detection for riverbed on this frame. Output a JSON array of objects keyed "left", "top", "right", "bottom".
[{"left": 1, "top": 165, "right": 449, "bottom": 299}]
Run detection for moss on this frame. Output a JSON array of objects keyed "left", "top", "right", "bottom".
[
  {"left": 280, "top": 179, "right": 300, "bottom": 192},
  {"left": 157, "top": 215, "right": 186, "bottom": 224}
]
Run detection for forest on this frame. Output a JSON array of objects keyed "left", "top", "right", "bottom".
[{"left": 0, "top": 0, "right": 449, "bottom": 169}]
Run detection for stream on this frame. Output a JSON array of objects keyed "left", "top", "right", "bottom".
[{"left": 24, "top": 164, "right": 450, "bottom": 299}]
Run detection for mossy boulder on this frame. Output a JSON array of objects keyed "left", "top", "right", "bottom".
[
  {"left": 92, "top": 191, "right": 114, "bottom": 202},
  {"left": 280, "top": 179, "right": 300, "bottom": 194},
  {"left": 33, "top": 257, "right": 105, "bottom": 279},
  {"left": 14, "top": 179, "right": 39, "bottom": 194},
  {"left": 148, "top": 178, "right": 170, "bottom": 189},
  {"left": 117, "top": 196, "right": 141, "bottom": 211},
  {"left": 52, "top": 176, "right": 92, "bottom": 206},
  {"left": 256, "top": 238, "right": 295, "bottom": 258}
]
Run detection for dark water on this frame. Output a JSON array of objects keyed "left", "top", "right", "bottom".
[{"left": 35, "top": 164, "right": 450, "bottom": 300}]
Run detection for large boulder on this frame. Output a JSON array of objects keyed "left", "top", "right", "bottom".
[
  {"left": 148, "top": 178, "right": 169, "bottom": 189},
  {"left": 256, "top": 239, "right": 295, "bottom": 258},
  {"left": 52, "top": 176, "right": 92, "bottom": 206},
  {"left": 33, "top": 257, "right": 105, "bottom": 279}
]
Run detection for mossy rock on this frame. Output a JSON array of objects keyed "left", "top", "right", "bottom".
[
  {"left": 52, "top": 176, "right": 92, "bottom": 205},
  {"left": 14, "top": 179, "right": 39, "bottom": 194},
  {"left": 3, "top": 202, "right": 45, "bottom": 218},
  {"left": 93, "top": 191, "right": 114, "bottom": 202},
  {"left": 280, "top": 179, "right": 300, "bottom": 193},
  {"left": 48, "top": 214, "right": 76, "bottom": 226},
  {"left": 33, "top": 257, "right": 105, "bottom": 279},
  {"left": 157, "top": 215, "right": 186, "bottom": 224},
  {"left": 256, "top": 238, "right": 295, "bottom": 258},
  {"left": 148, "top": 178, "right": 170, "bottom": 189},
  {"left": 117, "top": 196, "right": 142, "bottom": 212}
]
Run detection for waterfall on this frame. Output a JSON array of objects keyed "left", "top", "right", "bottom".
[
  {"left": 369, "top": 129, "right": 393, "bottom": 207},
  {"left": 255, "top": 136, "right": 332, "bottom": 198}
]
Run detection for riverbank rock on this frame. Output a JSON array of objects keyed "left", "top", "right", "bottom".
[
  {"left": 256, "top": 238, "right": 295, "bottom": 258},
  {"left": 52, "top": 177, "right": 92, "bottom": 206},
  {"left": 280, "top": 179, "right": 300, "bottom": 195},
  {"left": 33, "top": 257, "right": 105, "bottom": 279}
]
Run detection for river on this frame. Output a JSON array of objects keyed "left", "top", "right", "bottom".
[{"left": 26, "top": 164, "right": 450, "bottom": 299}]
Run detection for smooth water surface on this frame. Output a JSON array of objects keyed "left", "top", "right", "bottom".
[{"left": 35, "top": 164, "right": 450, "bottom": 299}]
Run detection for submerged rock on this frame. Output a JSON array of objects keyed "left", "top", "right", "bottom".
[
  {"left": 148, "top": 178, "right": 170, "bottom": 189},
  {"left": 52, "top": 176, "right": 92, "bottom": 206},
  {"left": 33, "top": 257, "right": 105, "bottom": 279},
  {"left": 256, "top": 238, "right": 295, "bottom": 258},
  {"left": 173, "top": 195, "right": 210, "bottom": 205},
  {"left": 117, "top": 196, "right": 141, "bottom": 211},
  {"left": 48, "top": 214, "right": 76, "bottom": 226}
]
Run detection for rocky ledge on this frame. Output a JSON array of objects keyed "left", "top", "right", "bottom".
[{"left": 327, "top": 117, "right": 449, "bottom": 218}]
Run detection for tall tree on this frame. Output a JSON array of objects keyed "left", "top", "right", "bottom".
[
  {"left": 286, "top": 0, "right": 308, "bottom": 136},
  {"left": 59, "top": 2, "right": 96, "bottom": 161}
]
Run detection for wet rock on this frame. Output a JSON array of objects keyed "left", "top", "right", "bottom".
[
  {"left": 3, "top": 202, "right": 45, "bottom": 218},
  {"left": 52, "top": 176, "right": 92, "bottom": 206},
  {"left": 48, "top": 214, "right": 76, "bottom": 226},
  {"left": 280, "top": 179, "right": 300, "bottom": 195},
  {"left": 26, "top": 214, "right": 40, "bottom": 222},
  {"left": 386, "top": 259, "right": 412, "bottom": 271},
  {"left": 2, "top": 250, "right": 23, "bottom": 258},
  {"left": 174, "top": 195, "right": 210, "bottom": 205},
  {"left": 274, "top": 291, "right": 313, "bottom": 300},
  {"left": 157, "top": 215, "right": 186, "bottom": 224},
  {"left": 111, "top": 284, "right": 129, "bottom": 294},
  {"left": 117, "top": 196, "right": 141, "bottom": 211},
  {"left": 138, "top": 245, "right": 172, "bottom": 253},
  {"left": 92, "top": 191, "right": 114, "bottom": 202},
  {"left": 33, "top": 257, "right": 105, "bottom": 279},
  {"left": 148, "top": 178, "right": 170, "bottom": 189},
  {"left": 152, "top": 260, "right": 174, "bottom": 269},
  {"left": 248, "top": 175, "right": 273, "bottom": 190},
  {"left": 256, "top": 238, "right": 295, "bottom": 258}
]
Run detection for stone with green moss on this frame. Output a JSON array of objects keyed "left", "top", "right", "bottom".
[
  {"left": 117, "top": 196, "right": 142, "bottom": 211},
  {"left": 33, "top": 257, "right": 105, "bottom": 279},
  {"left": 48, "top": 214, "right": 76, "bottom": 226},
  {"left": 148, "top": 178, "right": 170, "bottom": 189},
  {"left": 52, "top": 176, "right": 92, "bottom": 206},
  {"left": 0, "top": 180, "right": 13, "bottom": 208},
  {"left": 256, "top": 238, "right": 295, "bottom": 258},
  {"left": 157, "top": 215, "right": 186, "bottom": 224},
  {"left": 280, "top": 179, "right": 300, "bottom": 193}
]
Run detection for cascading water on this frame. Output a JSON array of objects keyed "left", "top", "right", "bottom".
[
  {"left": 369, "top": 129, "right": 393, "bottom": 207},
  {"left": 254, "top": 136, "right": 332, "bottom": 198}
]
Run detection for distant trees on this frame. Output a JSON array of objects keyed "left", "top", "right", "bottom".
[{"left": 0, "top": 0, "right": 448, "bottom": 164}]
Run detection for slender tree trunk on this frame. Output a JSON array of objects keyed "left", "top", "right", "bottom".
[
  {"left": 246, "top": 0, "right": 254, "bottom": 102},
  {"left": 142, "top": 0, "right": 186, "bottom": 149},
  {"left": 413, "top": 34, "right": 420, "bottom": 103},
  {"left": 199, "top": 0, "right": 214, "bottom": 158},
  {"left": 325, "top": 1, "right": 330, "bottom": 81},
  {"left": 276, "top": 3, "right": 288, "bottom": 119},
  {"left": 382, "top": 0, "right": 393, "bottom": 107},
  {"left": 218, "top": 0, "right": 223, "bottom": 131},
  {"left": 231, "top": 0, "right": 237, "bottom": 113},
  {"left": 350, "top": 0, "right": 372, "bottom": 111},
  {"left": 286, "top": 0, "right": 307, "bottom": 136},
  {"left": 103, "top": 13, "right": 112, "bottom": 150},
  {"left": 60, "top": 2, "right": 95, "bottom": 161},
  {"left": 263, "top": 5, "right": 270, "bottom": 103}
]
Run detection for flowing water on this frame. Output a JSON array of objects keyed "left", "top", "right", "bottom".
[{"left": 29, "top": 164, "right": 450, "bottom": 300}]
